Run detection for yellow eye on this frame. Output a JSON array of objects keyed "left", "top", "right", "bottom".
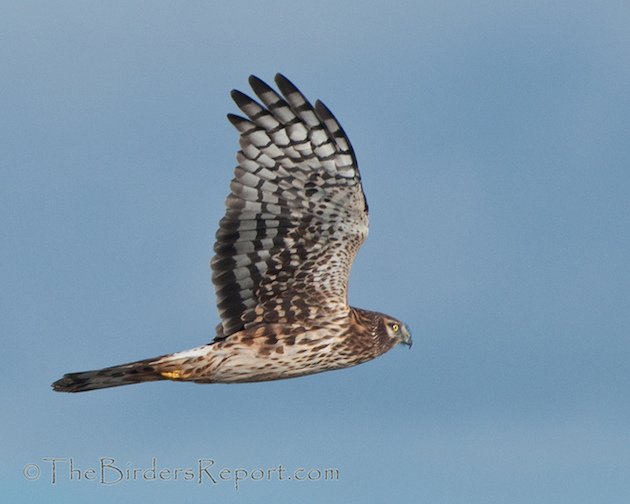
[{"left": 392, "top": 323, "right": 399, "bottom": 332}]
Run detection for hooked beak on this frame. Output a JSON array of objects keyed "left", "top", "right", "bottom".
[{"left": 399, "top": 324, "right": 412, "bottom": 348}]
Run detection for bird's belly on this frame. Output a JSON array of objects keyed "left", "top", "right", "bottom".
[{"left": 192, "top": 334, "right": 358, "bottom": 383}]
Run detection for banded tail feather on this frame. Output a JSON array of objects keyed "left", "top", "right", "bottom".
[{"left": 52, "top": 353, "right": 182, "bottom": 393}]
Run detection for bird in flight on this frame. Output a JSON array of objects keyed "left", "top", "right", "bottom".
[{"left": 52, "top": 74, "right": 412, "bottom": 393}]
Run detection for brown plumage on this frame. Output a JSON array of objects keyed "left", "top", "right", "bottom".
[{"left": 52, "top": 74, "right": 411, "bottom": 393}]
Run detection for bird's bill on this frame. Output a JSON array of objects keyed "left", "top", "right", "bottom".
[{"left": 400, "top": 325, "right": 412, "bottom": 348}]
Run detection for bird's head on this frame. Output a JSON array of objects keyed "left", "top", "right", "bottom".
[{"left": 381, "top": 316, "right": 413, "bottom": 349}]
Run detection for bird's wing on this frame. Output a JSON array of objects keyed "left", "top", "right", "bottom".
[{"left": 211, "top": 74, "right": 368, "bottom": 339}]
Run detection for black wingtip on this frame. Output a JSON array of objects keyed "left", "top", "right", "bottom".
[
  {"left": 226, "top": 113, "right": 248, "bottom": 126},
  {"left": 248, "top": 74, "right": 272, "bottom": 95},
  {"left": 314, "top": 99, "right": 333, "bottom": 120},
  {"left": 230, "top": 89, "right": 251, "bottom": 107},
  {"left": 274, "top": 73, "right": 297, "bottom": 94},
  {"left": 248, "top": 74, "right": 265, "bottom": 88}
]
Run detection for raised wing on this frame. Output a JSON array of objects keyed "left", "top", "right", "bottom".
[{"left": 211, "top": 74, "right": 368, "bottom": 339}]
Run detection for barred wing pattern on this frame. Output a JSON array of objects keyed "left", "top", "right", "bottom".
[{"left": 212, "top": 74, "right": 369, "bottom": 339}]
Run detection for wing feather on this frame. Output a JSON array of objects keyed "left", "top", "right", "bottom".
[{"left": 212, "top": 74, "right": 368, "bottom": 339}]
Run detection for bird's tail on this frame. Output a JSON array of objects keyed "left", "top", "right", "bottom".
[{"left": 52, "top": 353, "right": 179, "bottom": 393}]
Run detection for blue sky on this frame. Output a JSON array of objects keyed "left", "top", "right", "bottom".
[{"left": 3, "top": 1, "right": 630, "bottom": 502}]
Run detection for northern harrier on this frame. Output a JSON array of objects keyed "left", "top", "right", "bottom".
[{"left": 52, "top": 74, "right": 412, "bottom": 393}]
